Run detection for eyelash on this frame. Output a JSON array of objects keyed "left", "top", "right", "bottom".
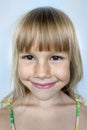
[
  {"left": 22, "top": 55, "right": 64, "bottom": 61},
  {"left": 50, "top": 55, "right": 63, "bottom": 61},
  {"left": 22, "top": 55, "right": 35, "bottom": 60}
]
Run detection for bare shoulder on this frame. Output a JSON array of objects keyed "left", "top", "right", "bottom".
[
  {"left": 80, "top": 104, "right": 87, "bottom": 129},
  {"left": 81, "top": 103, "right": 87, "bottom": 118},
  {"left": 0, "top": 107, "right": 11, "bottom": 130}
]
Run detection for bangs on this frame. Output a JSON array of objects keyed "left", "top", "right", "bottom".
[{"left": 16, "top": 7, "right": 71, "bottom": 54}]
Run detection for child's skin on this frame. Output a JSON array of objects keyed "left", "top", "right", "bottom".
[
  {"left": 0, "top": 48, "right": 87, "bottom": 130},
  {"left": 18, "top": 48, "right": 70, "bottom": 103}
]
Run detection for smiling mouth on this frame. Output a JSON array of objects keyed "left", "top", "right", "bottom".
[{"left": 31, "top": 81, "right": 57, "bottom": 89}]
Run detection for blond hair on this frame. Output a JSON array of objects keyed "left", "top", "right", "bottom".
[{"left": 12, "top": 7, "right": 83, "bottom": 100}]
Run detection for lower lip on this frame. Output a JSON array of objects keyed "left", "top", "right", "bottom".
[{"left": 31, "top": 82, "right": 57, "bottom": 89}]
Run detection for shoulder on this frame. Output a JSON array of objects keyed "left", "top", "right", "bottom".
[
  {"left": 75, "top": 95, "right": 87, "bottom": 119},
  {"left": 80, "top": 103, "right": 87, "bottom": 119},
  {"left": 80, "top": 103, "right": 87, "bottom": 129},
  {"left": 0, "top": 104, "right": 11, "bottom": 130}
]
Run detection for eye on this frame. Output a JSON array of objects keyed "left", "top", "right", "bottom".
[
  {"left": 22, "top": 55, "right": 35, "bottom": 60},
  {"left": 50, "top": 55, "right": 63, "bottom": 61}
]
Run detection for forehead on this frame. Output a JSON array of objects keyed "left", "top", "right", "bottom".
[
  {"left": 21, "top": 42, "right": 69, "bottom": 54},
  {"left": 21, "top": 46, "right": 69, "bottom": 58}
]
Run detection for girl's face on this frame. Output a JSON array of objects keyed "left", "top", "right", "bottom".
[{"left": 18, "top": 47, "right": 70, "bottom": 101}]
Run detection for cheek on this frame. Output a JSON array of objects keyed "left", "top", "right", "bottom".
[
  {"left": 59, "top": 67, "right": 70, "bottom": 81},
  {"left": 51, "top": 62, "right": 70, "bottom": 81},
  {"left": 18, "top": 63, "right": 34, "bottom": 80}
]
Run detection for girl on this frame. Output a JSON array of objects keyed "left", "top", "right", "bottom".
[{"left": 0, "top": 6, "right": 87, "bottom": 130}]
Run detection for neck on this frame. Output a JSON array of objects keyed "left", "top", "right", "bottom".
[{"left": 19, "top": 91, "right": 74, "bottom": 108}]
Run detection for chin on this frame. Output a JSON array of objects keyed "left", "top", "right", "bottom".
[{"left": 32, "top": 92, "right": 58, "bottom": 101}]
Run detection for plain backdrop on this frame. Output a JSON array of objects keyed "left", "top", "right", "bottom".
[{"left": 0, "top": 0, "right": 87, "bottom": 104}]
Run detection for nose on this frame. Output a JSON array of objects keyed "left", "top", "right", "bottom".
[{"left": 34, "top": 62, "right": 51, "bottom": 79}]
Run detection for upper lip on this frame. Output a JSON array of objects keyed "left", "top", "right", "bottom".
[{"left": 31, "top": 81, "right": 57, "bottom": 86}]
